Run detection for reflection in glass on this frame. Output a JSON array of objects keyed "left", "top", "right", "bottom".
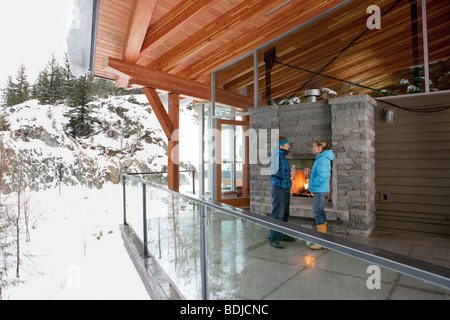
[
  {"left": 212, "top": 0, "right": 450, "bottom": 108},
  {"left": 125, "top": 179, "right": 449, "bottom": 300}
]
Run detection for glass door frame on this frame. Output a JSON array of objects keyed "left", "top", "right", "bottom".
[{"left": 216, "top": 118, "right": 250, "bottom": 207}]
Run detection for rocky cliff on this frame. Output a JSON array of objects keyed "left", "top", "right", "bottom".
[{"left": 0, "top": 95, "right": 195, "bottom": 194}]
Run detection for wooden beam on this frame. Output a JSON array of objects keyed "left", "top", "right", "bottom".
[
  {"left": 103, "top": 57, "right": 253, "bottom": 108},
  {"left": 143, "top": 89, "right": 179, "bottom": 191},
  {"left": 119, "top": 0, "right": 157, "bottom": 87},
  {"left": 215, "top": 87, "right": 253, "bottom": 110},
  {"left": 137, "top": 0, "right": 221, "bottom": 63},
  {"left": 115, "top": 75, "right": 130, "bottom": 88},
  {"left": 168, "top": 93, "right": 180, "bottom": 191},
  {"left": 122, "top": 0, "right": 157, "bottom": 63},
  {"left": 143, "top": 87, "right": 173, "bottom": 139}
]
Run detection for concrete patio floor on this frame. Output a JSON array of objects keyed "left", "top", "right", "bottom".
[
  {"left": 124, "top": 204, "right": 450, "bottom": 300},
  {"left": 343, "top": 229, "right": 450, "bottom": 270}
]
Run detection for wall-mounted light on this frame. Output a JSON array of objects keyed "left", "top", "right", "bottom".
[{"left": 384, "top": 109, "right": 394, "bottom": 123}]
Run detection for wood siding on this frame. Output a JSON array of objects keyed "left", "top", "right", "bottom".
[{"left": 374, "top": 93, "right": 450, "bottom": 235}]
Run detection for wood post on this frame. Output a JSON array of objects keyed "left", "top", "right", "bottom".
[
  {"left": 143, "top": 88, "right": 180, "bottom": 191},
  {"left": 168, "top": 93, "right": 180, "bottom": 191}
]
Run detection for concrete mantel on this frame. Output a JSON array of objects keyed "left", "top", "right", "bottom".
[{"left": 328, "top": 94, "right": 377, "bottom": 106}]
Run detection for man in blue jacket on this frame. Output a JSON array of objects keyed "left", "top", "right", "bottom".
[{"left": 268, "top": 136, "right": 295, "bottom": 249}]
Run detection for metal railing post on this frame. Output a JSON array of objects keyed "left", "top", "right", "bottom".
[
  {"left": 192, "top": 169, "right": 195, "bottom": 194},
  {"left": 122, "top": 175, "right": 127, "bottom": 225},
  {"left": 142, "top": 183, "right": 148, "bottom": 258},
  {"left": 200, "top": 204, "right": 208, "bottom": 300}
]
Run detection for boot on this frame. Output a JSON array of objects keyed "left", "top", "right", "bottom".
[
  {"left": 310, "top": 222, "right": 327, "bottom": 250},
  {"left": 269, "top": 240, "right": 284, "bottom": 249}
]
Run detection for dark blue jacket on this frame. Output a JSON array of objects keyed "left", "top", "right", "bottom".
[{"left": 270, "top": 149, "right": 292, "bottom": 190}]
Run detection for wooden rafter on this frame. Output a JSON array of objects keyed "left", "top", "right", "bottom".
[
  {"left": 137, "top": 0, "right": 222, "bottom": 63},
  {"left": 184, "top": 0, "right": 348, "bottom": 83},
  {"left": 103, "top": 57, "right": 253, "bottom": 108},
  {"left": 216, "top": 0, "right": 432, "bottom": 101},
  {"left": 145, "top": 0, "right": 290, "bottom": 73},
  {"left": 93, "top": 0, "right": 450, "bottom": 107},
  {"left": 118, "top": 0, "right": 157, "bottom": 87},
  {"left": 122, "top": 0, "right": 157, "bottom": 62}
]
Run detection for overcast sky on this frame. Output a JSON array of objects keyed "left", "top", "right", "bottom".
[{"left": 0, "top": 0, "right": 74, "bottom": 90}]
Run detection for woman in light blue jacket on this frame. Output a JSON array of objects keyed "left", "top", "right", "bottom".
[{"left": 309, "top": 140, "right": 334, "bottom": 250}]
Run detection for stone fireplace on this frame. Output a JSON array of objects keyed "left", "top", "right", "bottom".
[{"left": 249, "top": 95, "right": 376, "bottom": 237}]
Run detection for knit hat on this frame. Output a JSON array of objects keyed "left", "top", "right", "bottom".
[{"left": 277, "top": 137, "right": 289, "bottom": 147}]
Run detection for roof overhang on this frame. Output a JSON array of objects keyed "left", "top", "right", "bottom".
[
  {"left": 87, "top": 0, "right": 350, "bottom": 105},
  {"left": 77, "top": 0, "right": 449, "bottom": 106}
]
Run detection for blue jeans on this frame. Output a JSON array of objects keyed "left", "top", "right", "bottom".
[
  {"left": 268, "top": 185, "right": 290, "bottom": 242},
  {"left": 313, "top": 192, "right": 327, "bottom": 225}
]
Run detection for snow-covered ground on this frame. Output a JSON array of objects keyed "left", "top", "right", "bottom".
[
  {"left": 3, "top": 183, "right": 150, "bottom": 300},
  {"left": 0, "top": 94, "right": 200, "bottom": 299}
]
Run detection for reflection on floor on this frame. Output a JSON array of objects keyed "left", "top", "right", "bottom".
[{"left": 135, "top": 204, "right": 449, "bottom": 300}]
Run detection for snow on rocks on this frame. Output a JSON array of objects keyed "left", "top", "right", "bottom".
[
  {"left": 0, "top": 94, "right": 198, "bottom": 299},
  {"left": 0, "top": 95, "right": 197, "bottom": 193}
]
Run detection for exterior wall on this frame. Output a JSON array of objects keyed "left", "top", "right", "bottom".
[
  {"left": 249, "top": 95, "right": 376, "bottom": 237},
  {"left": 374, "top": 94, "right": 450, "bottom": 236}
]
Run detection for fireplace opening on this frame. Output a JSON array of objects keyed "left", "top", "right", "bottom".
[
  {"left": 288, "top": 159, "right": 314, "bottom": 198},
  {"left": 292, "top": 168, "right": 313, "bottom": 198},
  {"left": 288, "top": 159, "right": 332, "bottom": 206}
]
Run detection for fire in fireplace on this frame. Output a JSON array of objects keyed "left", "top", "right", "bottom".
[{"left": 291, "top": 168, "right": 314, "bottom": 198}]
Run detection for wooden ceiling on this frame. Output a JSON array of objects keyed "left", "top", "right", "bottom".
[
  {"left": 94, "top": 0, "right": 348, "bottom": 107},
  {"left": 93, "top": 0, "right": 450, "bottom": 107},
  {"left": 227, "top": 0, "right": 450, "bottom": 102}
]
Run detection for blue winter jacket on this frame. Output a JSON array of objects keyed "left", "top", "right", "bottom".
[
  {"left": 270, "top": 149, "right": 292, "bottom": 190},
  {"left": 309, "top": 150, "right": 334, "bottom": 193}
]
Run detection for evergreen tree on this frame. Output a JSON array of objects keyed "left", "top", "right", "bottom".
[
  {"left": 14, "top": 65, "right": 30, "bottom": 104},
  {"left": 64, "top": 74, "right": 99, "bottom": 137},
  {"left": 1, "top": 65, "right": 30, "bottom": 107},
  {"left": 91, "top": 78, "right": 117, "bottom": 98},
  {"left": 67, "top": 73, "right": 95, "bottom": 109},
  {"left": 33, "top": 55, "right": 65, "bottom": 105},
  {"left": 1, "top": 76, "right": 17, "bottom": 107},
  {"left": 61, "top": 52, "right": 75, "bottom": 99},
  {"left": 32, "top": 68, "right": 50, "bottom": 103}
]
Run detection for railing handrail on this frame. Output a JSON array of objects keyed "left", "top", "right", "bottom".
[
  {"left": 126, "top": 170, "right": 195, "bottom": 175},
  {"left": 122, "top": 173, "right": 450, "bottom": 292},
  {"left": 125, "top": 170, "right": 196, "bottom": 195}
]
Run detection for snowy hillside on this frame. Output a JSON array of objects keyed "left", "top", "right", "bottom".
[
  {"left": 0, "top": 94, "right": 198, "bottom": 193},
  {"left": 0, "top": 94, "right": 198, "bottom": 300}
]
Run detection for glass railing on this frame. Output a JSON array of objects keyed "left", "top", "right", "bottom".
[{"left": 122, "top": 173, "right": 450, "bottom": 300}]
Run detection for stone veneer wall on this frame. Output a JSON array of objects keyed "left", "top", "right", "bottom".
[{"left": 249, "top": 95, "right": 376, "bottom": 237}]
